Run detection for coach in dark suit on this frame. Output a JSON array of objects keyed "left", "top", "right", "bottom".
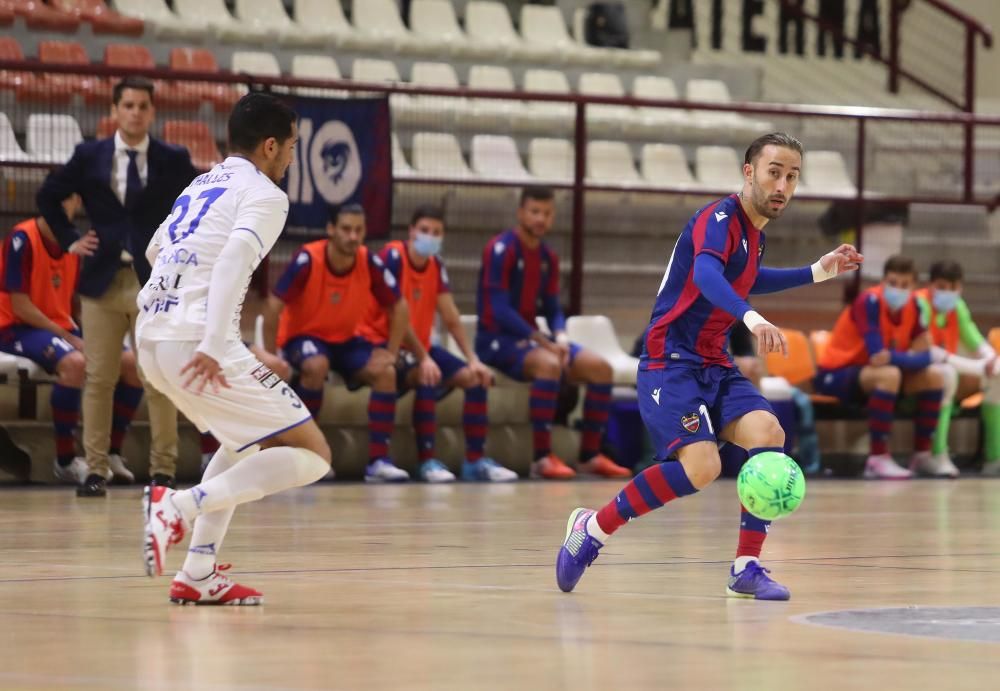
[{"left": 37, "top": 77, "right": 197, "bottom": 496}]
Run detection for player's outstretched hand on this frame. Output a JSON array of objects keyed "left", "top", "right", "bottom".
[
  {"left": 819, "top": 244, "right": 864, "bottom": 276},
  {"left": 69, "top": 230, "right": 99, "bottom": 257},
  {"left": 752, "top": 322, "right": 787, "bottom": 356},
  {"left": 181, "top": 352, "right": 230, "bottom": 394},
  {"left": 468, "top": 358, "right": 494, "bottom": 387},
  {"left": 417, "top": 355, "right": 442, "bottom": 387}
]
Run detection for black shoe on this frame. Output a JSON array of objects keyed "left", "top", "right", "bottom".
[
  {"left": 0, "top": 425, "right": 31, "bottom": 483},
  {"left": 76, "top": 474, "right": 107, "bottom": 497},
  {"left": 150, "top": 473, "right": 176, "bottom": 489}
]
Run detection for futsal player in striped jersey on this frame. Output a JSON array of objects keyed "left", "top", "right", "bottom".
[{"left": 556, "top": 133, "right": 863, "bottom": 600}]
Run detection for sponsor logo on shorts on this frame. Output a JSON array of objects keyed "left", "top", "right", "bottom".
[
  {"left": 681, "top": 413, "right": 700, "bottom": 434},
  {"left": 250, "top": 363, "right": 282, "bottom": 389}
]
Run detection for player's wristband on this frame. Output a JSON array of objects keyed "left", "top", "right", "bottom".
[
  {"left": 554, "top": 332, "right": 570, "bottom": 346},
  {"left": 742, "top": 310, "right": 771, "bottom": 332},
  {"left": 811, "top": 259, "right": 838, "bottom": 283}
]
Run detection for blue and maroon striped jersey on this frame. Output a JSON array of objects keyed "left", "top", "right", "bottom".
[
  {"left": 641, "top": 194, "right": 764, "bottom": 369},
  {"left": 476, "top": 229, "right": 565, "bottom": 338}
]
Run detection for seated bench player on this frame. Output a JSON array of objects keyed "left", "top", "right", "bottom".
[
  {"left": 359, "top": 205, "right": 518, "bottom": 483},
  {"left": 263, "top": 203, "right": 412, "bottom": 482},
  {"left": 475, "top": 186, "right": 630, "bottom": 480},
  {"left": 0, "top": 195, "right": 143, "bottom": 486},
  {"left": 815, "top": 255, "right": 945, "bottom": 479}
]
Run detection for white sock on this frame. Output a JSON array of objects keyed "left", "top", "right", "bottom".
[
  {"left": 180, "top": 445, "right": 256, "bottom": 580},
  {"left": 586, "top": 512, "right": 609, "bottom": 544},
  {"left": 172, "top": 446, "right": 329, "bottom": 522},
  {"left": 733, "top": 556, "right": 758, "bottom": 573}
]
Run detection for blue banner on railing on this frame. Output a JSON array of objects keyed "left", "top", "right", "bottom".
[{"left": 284, "top": 95, "right": 392, "bottom": 238}]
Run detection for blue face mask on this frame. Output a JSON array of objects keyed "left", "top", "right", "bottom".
[
  {"left": 883, "top": 285, "right": 912, "bottom": 312},
  {"left": 413, "top": 232, "right": 442, "bottom": 257},
  {"left": 932, "top": 289, "right": 960, "bottom": 314}
]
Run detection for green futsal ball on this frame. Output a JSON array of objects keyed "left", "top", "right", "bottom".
[{"left": 737, "top": 451, "right": 806, "bottom": 521}]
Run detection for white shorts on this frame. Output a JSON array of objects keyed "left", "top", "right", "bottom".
[{"left": 138, "top": 340, "right": 311, "bottom": 452}]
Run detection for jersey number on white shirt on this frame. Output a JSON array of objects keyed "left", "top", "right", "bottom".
[{"left": 165, "top": 187, "right": 227, "bottom": 244}]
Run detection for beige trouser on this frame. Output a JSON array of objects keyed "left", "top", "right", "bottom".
[{"left": 80, "top": 267, "right": 178, "bottom": 478}]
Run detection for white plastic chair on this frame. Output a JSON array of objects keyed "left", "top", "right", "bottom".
[
  {"left": 521, "top": 4, "right": 604, "bottom": 66},
  {"left": 467, "top": 65, "right": 528, "bottom": 128},
  {"left": 566, "top": 315, "right": 638, "bottom": 385},
  {"left": 411, "top": 132, "right": 476, "bottom": 180},
  {"left": 578, "top": 72, "right": 635, "bottom": 132},
  {"left": 235, "top": 0, "right": 327, "bottom": 46},
  {"left": 801, "top": 150, "right": 857, "bottom": 198},
  {"left": 294, "top": 0, "right": 370, "bottom": 49},
  {"left": 695, "top": 146, "right": 745, "bottom": 191},
  {"left": 291, "top": 55, "right": 344, "bottom": 97},
  {"left": 173, "top": 0, "right": 272, "bottom": 42},
  {"left": 353, "top": 0, "right": 437, "bottom": 56},
  {"left": 112, "top": 0, "right": 206, "bottom": 38},
  {"left": 0, "top": 113, "right": 29, "bottom": 162},
  {"left": 528, "top": 138, "right": 573, "bottom": 183},
  {"left": 523, "top": 69, "right": 574, "bottom": 126},
  {"left": 410, "top": 0, "right": 493, "bottom": 59},
  {"left": 465, "top": 1, "right": 556, "bottom": 62},
  {"left": 587, "top": 141, "right": 640, "bottom": 185},
  {"left": 632, "top": 75, "right": 690, "bottom": 127},
  {"left": 471, "top": 135, "right": 530, "bottom": 181},
  {"left": 351, "top": 58, "right": 411, "bottom": 112},
  {"left": 26, "top": 114, "right": 83, "bottom": 164},
  {"left": 392, "top": 134, "right": 416, "bottom": 179},
  {"left": 640, "top": 144, "right": 697, "bottom": 190}
]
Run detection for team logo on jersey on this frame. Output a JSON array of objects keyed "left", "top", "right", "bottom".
[
  {"left": 330, "top": 291, "right": 342, "bottom": 304},
  {"left": 51, "top": 273, "right": 61, "bottom": 289},
  {"left": 714, "top": 211, "right": 728, "bottom": 223},
  {"left": 758, "top": 241, "right": 764, "bottom": 257},
  {"left": 309, "top": 121, "right": 362, "bottom": 205},
  {"left": 742, "top": 238, "right": 748, "bottom": 254},
  {"left": 11, "top": 236, "right": 23, "bottom": 252},
  {"left": 681, "top": 413, "right": 700, "bottom": 433},
  {"left": 413, "top": 288, "right": 421, "bottom": 302}
]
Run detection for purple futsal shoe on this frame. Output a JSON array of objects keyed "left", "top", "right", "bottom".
[
  {"left": 726, "top": 561, "right": 791, "bottom": 601},
  {"left": 556, "top": 507, "right": 603, "bottom": 593}
]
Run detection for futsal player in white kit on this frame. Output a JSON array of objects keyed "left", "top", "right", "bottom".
[{"left": 138, "top": 93, "right": 331, "bottom": 605}]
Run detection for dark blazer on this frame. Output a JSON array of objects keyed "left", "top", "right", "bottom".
[{"left": 36, "top": 136, "right": 197, "bottom": 298}]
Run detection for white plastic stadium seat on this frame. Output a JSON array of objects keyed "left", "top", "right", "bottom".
[
  {"left": 290, "top": 55, "right": 344, "bottom": 97},
  {"left": 408, "top": 61, "right": 469, "bottom": 125},
  {"left": 578, "top": 72, "right": 635, "bottom": 134},
  {"left": 632, "top": 76, "right": 690, "bottom": 127},
  {"left": 801, "top": 150, "right": 857, "bottom": 198},
  {"left": 231, "top": 51, "right": 282, "bottom": 79},
  {"left": 173, "top": 0, "right": 272, "bottom": 42},
  {"left": 570, "top": 7, "right": 661, "bottom": 69},
  {"left": 410, "top": 0, "right": 493, "bottom": 59},
  {"left": 471, "top": 135, "right": 530, "bottom": 181},
  {"left": 685, "top": 78, "right": 772, "bottom": 132},
  {"left": 466, "top": 65, "right": 528, "bottom": 128},
  {"left": 465, "top": 1, "right": 556, "bottom": 62},
  {"left": 411, "top": 132, "right": 476, "bottom": 180},
  {"left": 587, "top": 140, "right": 640, "bottom": 185},
  {"left": 528, "top": 138, "right": 573, "bottom": 183},
  {"left": 235, "top": 0, "right": 327, "bottom": 46},
  {"left": 353, "top": 0, "right": 437, "bottom": 56},
  {"left": 0, "top": 113, "right": 29, "bottom": 162},
  {"left": 523, "top": 69, "right": 574, "bottom": 129},
  {"left": 294, "top": 0, "right": 371, "bottom": 50},
  {"left": 26, "top": 114, "right": 83, "bottom": 164},
  {"left": 351, "top": 58, "right": 411, "bottom": 112},
  {"left": 640, "top": 144, "right": 697, "bottom": 190},
  {"left": 520, "top": 4, "right": 604, "bottom": 66},
  {"left": 112, "top": 0, "right": 206, "bottom": 38},
  {"left": 695, "top": 146, "right": 745, "bottom": 191},
  {"left": 392, "top": 134, "right": 415, "bottom": 179},
  {"left": 566, "top": 315, "right": 638, "bottom": 386}
]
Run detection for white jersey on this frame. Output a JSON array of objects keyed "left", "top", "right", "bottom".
[{"left": 136, "top": 156, "right": 288, "bottom": 344}]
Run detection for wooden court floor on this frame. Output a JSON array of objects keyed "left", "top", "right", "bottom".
[{"left": 2, "top": 478, "right": 1000, "bottom": 690}]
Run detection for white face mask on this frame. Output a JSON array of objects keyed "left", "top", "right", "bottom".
[
  {"left": 883, "top": 285, "right": 912, "bottom": 312},
  {"left": 932, "top": 289, "right": 959, "bottom": 314},
  {"left": 413, "top": 232, "right": 442, "bottom": 257}
]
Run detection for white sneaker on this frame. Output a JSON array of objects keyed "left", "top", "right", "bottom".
[
  {"left": 107, "top": 454, "right": 135, "bottom": 484},
  {"left": 911, "top": 451, "right": 960, "bottom": 478},
  {"left": 364, "top": 457, "right": 410, "bottom": 483},
  {"left": 863, "top": 454, "right": 913, "bottom": 479},
  {"left": 462, "top": 457, "right": 519, "bottom": 482},
  {"left": 52, "top": 457, "right": 89, "bottom": 485},
  {"left": 419, "top": 459, "right": 456, "bottom": 483},
  {"left": 142, "top": 485, "right": 189, "bottom": 577}
]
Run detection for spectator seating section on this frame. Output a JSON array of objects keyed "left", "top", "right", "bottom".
[
  {"left": 470, "top": 134, "right": 530, "bottom": 181},
  {"left": 104, "top": 43, "right": 200, "bottom": 110},
  {"left": 695, "top": 146, "right": 744, "bottom": 190},
  {"left": 17, "top": 40, "right": 109, "bottom": 104},
  {"left": 7, "top": 0, "right": 81, "bottom": 32},
  {"left": 353, "top": 0, "right": 438, "bottom": 57},
  {"left": 0, "top": 112, "right": 30, "bottom": 161},
  {"left": 235, "top": 0, "right": 328, "bottom": 47},
  {"left": 169, "top": 47, "right": 240, "bottom": 112},
  {"left": 290, "top": 54, "right": 345, "bottom": 97},
  {"left": 173, "top": 0, "right": 271, "bottom": 43},
  {"left": 528, "top": 137, "right": 573, "bottom": 183},
  {"left": 0, "top": 37, "right": 31, "bottom": 94}
]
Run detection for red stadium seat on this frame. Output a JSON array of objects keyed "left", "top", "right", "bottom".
[
  {"left": 96, "top": 115, "right": 116, "bottom": 139},
  {"left": 103, "top": 44, "right": 199, "bottom": 110},
  {"left": 50, "top": 0, "right": 144, "bottom": 37},
  {"left": 18, "top": 40, "right": 111, "bottom": 105},
  {"left": 0, "top": 37, "right": 31, "bottom": 92},
  {"left": 6, "top": 0, "right": 81, "bottom": 32},
  {"left": 164, "top": 120, "right": 221, "bottom": 172},
  {"left": 0, "top": 1, "right": 15, "bottom": 26},
  {"left": 169, "top": 48, "right": 239, "bottom": 113}
]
